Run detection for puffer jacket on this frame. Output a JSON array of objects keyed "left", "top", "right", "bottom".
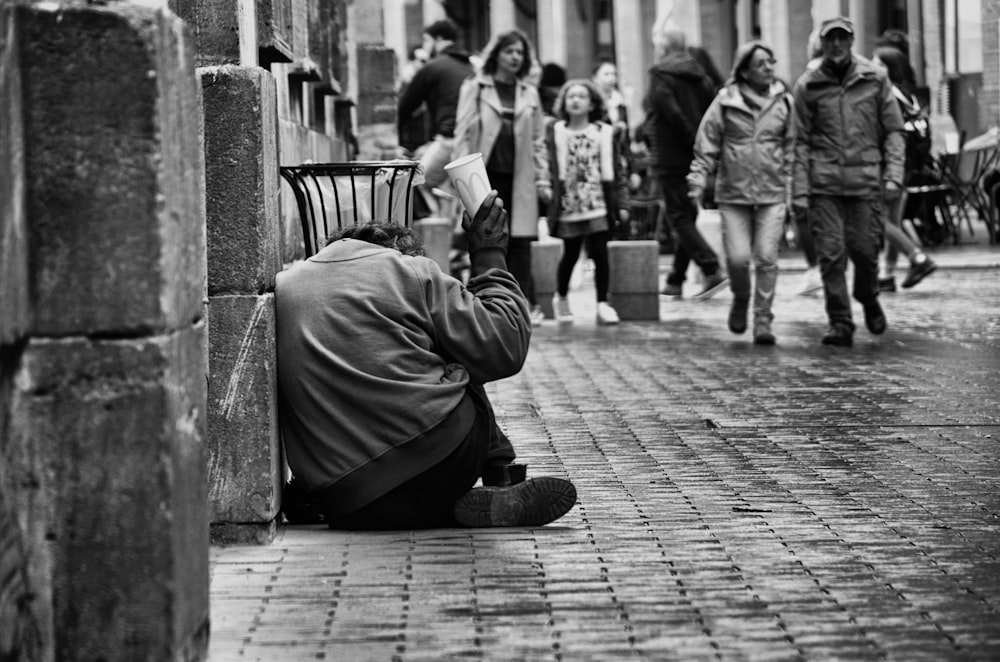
[
  {"left": 791, "top": 55, "right": 905, "bottom": 201},
  {"left": 641, "top": 50, "right": 717, "bottom": 174},
  {"left": 687, "top": 80, "right": 794, "bottom": 205}
]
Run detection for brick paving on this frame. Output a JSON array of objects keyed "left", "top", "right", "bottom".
[{"left": 209, "top": 241, "right": 1000, "bottom": 661}]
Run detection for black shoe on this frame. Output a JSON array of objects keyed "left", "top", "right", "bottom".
[
  {"left": 863, "top": 300, "right": 887, "bottom": 335},
  {"left": 878, "top": 276, "right": 897, "bottom": 292},
  {"left": 821, "top": 325, "right": 853, "bottom": 346},
  {"left": 481, "top": 463, "right": 527, "bottom": 487},
  {"left": 728, "top": 298, "right": 748, "bottom": 334},
  {"left": 901, "top": 258, "right": 937, "bottom": 288},
  {"left": 281, "top": 479, "right": 326, "bottom": 525},
  {"left": 452, "top": 476, "right": 577, "bottom": 527},
  {"left": 753, "top": 320, "right": 776, "bottom": 345}
]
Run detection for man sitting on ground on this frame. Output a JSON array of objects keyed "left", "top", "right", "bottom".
[{"left": 276, "top": 192, "right": 577, "bottom": 529}]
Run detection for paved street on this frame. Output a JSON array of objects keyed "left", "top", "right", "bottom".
[{"left": 209, "top": 240, "right": 1000, "bottom": 661}]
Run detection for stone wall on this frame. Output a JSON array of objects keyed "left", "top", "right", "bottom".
[{"left": 1, "top": 4, "right": 209, "bottom": 660}]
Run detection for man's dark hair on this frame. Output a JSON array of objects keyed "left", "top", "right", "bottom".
[
  {"left": 326, "top": 223, "right": 426, "bottom": 257},
  {"left": 873, "top": 45, "right": 917, "bottom": 95},
  {"left": 424, "top": 19, "right": 458, "bottom": 43},
  {"left": 875, "top": 29, "right": 910, "bottom": 58}
]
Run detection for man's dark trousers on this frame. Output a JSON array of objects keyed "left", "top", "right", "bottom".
[
  {"left": 658, "top": 173, "right": 721, "bottom": 285},
  {"left": 809, "top": 194, "right": 884, "bottom": 331}
]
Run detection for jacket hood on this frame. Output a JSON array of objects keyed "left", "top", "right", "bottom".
[
  {"left": 728, "top": 40, "right": 774, "bottom": 84},
  {"left": 651, "top": 50, "right": 706, "bottom": 80}
]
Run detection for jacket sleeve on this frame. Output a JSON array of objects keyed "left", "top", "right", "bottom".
[
  {"left": 451, "top": 77, "right": 478, "bottom": 161},
  {"left": 397, "top": 67, "right": 428, "bottom": 124},
  {"left": 687, "top": 95, "right": 724, "bottom": 192},
  {"left": 782, "top": 93, "right": 796, "bottom": 202},
  {"left": 650, "top": 75, "right": 697, "bottom": 148},
  {"left": 878, "top": 77, "right": 906, "bottom": 187},
  {"left": 611, "top": 124, "right": 630, "bottom": 214},
  {"left": 791, "top": 81, "right": 812, "bottom": 203},
  {"left": 529, "top": 86, "right": 551, "bottom": 188},
  {"left": 422, "top": 263, "right": 531, "bottom": 383}
]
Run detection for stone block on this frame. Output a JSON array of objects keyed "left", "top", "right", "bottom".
[
  {"left": 20, "top": 5, "right": 206, "bottom": 337},
  {"left": 171, "top": 0, "right": 241, "bottom": 66},
  {"left": 201, "top": 65, "right": 281, "bottom": 296},
  {"left": 416, "top": 217, "right": 452, "bottom": 273},
  {"left": 532, "top": 240, "right": 563, "bottom": 318},
  {"left": 207, "top": 294, "right": 281, "bottom": 526},
  {"left": 9, "top": 324, "right": 209, "bottom": 661},
  {"left": 608, "top": 240, "right": 660, "bottom": 321},
  {"left": 1, "top": 4, "right": 29, "bottom": 345}
]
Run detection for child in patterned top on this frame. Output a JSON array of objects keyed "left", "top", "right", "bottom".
[{"left": 543, "top": 79, "right": 630, "bottom": 325}]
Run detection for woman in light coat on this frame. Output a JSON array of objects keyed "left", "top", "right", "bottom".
[
  {"left": 453, "top": 29, "right": 551, "bottom": 325},
  {"left": 687, "top": 40, "right": 794, "bottom": 345}
]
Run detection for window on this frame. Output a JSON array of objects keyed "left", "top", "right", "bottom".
[{"left": 945, "top": 0, "right": 982, "bottom": 73}]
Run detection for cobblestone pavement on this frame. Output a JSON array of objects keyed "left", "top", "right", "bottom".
[{"left": 209, "top": 245, "right": 1000, "bottom": 661}]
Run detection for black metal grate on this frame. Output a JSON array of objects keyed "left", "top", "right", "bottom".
[{"left": 279, "top": 161, "right": 420, "bottom": 256}]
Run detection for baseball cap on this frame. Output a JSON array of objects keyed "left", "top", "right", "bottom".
[{"left": 819, "top": 17, "right": 854, "bottom": 38}]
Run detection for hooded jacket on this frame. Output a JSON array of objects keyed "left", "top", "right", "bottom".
[
  {"left": 687, "top": 41, "right": 794, "bottom": 205},
  {"left": 791, "top": 54, "right": 905, "bottom": 201},
  {"left": 641, "top": 49, "right": 718, "bottom": 174},
  {"left": 397, "top": 45, "right": 473, "bottom": 138}
]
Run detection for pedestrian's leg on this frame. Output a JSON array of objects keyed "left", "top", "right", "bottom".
[
  {"left": 506, "top": 237, "right": 536, "bottom": 304},
  {"left": 556, "top": 235, "right": 584, "bottom": 297},
  {"left": 720, "top": 203, "right": 751, "bottom": 333},
  {"left": 662, "top": 179, "right": 720, "bottom": 276},
  {"left": 751, "top": 203, "right": 785, "bottom": 344},
  {"left": 810, "top": 196, "right": 853, "bottom": 333},
  {"left": 585, "top": 231, "right": 611, "bottom": 302},
  {"left": 845, "top": 197, "right": 887, "bottom": 335}
]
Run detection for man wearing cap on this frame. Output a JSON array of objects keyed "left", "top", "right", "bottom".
[{"left": 791, "top": 16, "right": 905, "bottom": 347}]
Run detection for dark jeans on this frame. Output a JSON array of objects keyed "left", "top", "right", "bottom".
[
  {"left": 658, "top": 173, "right": 720, "bottom": 285},
  {"left": 809, "top": 195, "right": 883, "bottom": 331},
  {"left": 489, "top": 169, "right": 536, "bottom": 305},
  {"left": 324, "top": 385, "right": 516, "bottom": 530}
]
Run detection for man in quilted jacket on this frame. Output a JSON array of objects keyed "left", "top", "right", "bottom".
[{"left": 791, "top": 17, "right": 905, "bottom": 346}]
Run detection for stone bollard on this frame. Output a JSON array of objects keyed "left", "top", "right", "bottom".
[
  {"left": 416, "top": 217, "right": 452, "bottom": 274},
  {"left": 531, "top": 239, "right": 564, "bottom": 318},
  {"left": 608, "top": 240, "right": 661, "bottom": 320}
]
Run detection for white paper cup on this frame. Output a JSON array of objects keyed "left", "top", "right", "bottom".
[{"left": 444, "top": 153, "right": 492, "bottom": 215}]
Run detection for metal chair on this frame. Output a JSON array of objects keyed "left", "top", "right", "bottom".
[{"left": 279, "top": 161, "right": 421, "bottom": 256}]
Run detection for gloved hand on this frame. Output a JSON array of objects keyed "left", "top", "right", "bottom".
[{"left": 462, "top": 190, "right": 508, "bottom": 255}]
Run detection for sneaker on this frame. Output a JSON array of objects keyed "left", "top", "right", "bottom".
[
  {"left": 693, "top": 273, "right": 729, "bottom": 301},
  {"left": 821, "top": 324, "right": 853, "bottom": 347},
  {"left": 554, "top": 295, "right": 573, "bottom": 323},
  {"left": 481, "top": 463, "right": 527, "bottom": 487},
  {"left": 596, "top": 302, "right": 620, "bottom": 325},
  {"left": 901, "top": 257, "right": 937, "bottom": 288},
  {"left": 661, "top": 283, "right": 683, "bottom": 297},
  {"left": 863, "top": 299, "right": 887, "bottom": 335},
  {"left": 529, "top": 305, "right": 545, "bottom": 327},
  {"left": 452, "top": 476, "right": 577, "bottom": 527},
  {"left": 753, "top": 320, "right": 776, "bottom": 345},
  {"left": 728, "top": 298, "right": 748, "bottom": 334},
  {"left": 796, "top": 267, "right": 823, "bottom": 296},
  {"left": 878, "top": 276, "right": 898, "bottom": 293}
]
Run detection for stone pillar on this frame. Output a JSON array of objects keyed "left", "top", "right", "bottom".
[
  {"left": 8, "top": 4, "right": 209, "bottom": 659},
  {"left": 532, "top": 240, "right": 564, "bottom": 318},
  {"left": 200, "top": 65, "right": 283, "bottom": 545},
  {"left": 608, "top": 240, "right": 661, "bottom": 321}
]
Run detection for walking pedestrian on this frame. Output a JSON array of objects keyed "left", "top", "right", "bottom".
[
  {"left": 791, "top": 17, "right": 905, "bottom": 346},
  {"left": 642, "top": 20, "right": 729, "bottom": 300},
  {"left": 871, "top": 44, "right": 938, "bottom": 291},
  {"left": 397, "top": 19, "right": 474, "bottom": 211},
  {"left": 453, "top": 29, "right": 551, "bottom": 327},
  {"left": 688, "top": 40, "right": 794, "bottom": 345},
  {"left": 276, "top": 191, "right": 577, "bottom": 529},
  {"left": 544, "top": 79, "right": 630, "bottom": 325}
]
